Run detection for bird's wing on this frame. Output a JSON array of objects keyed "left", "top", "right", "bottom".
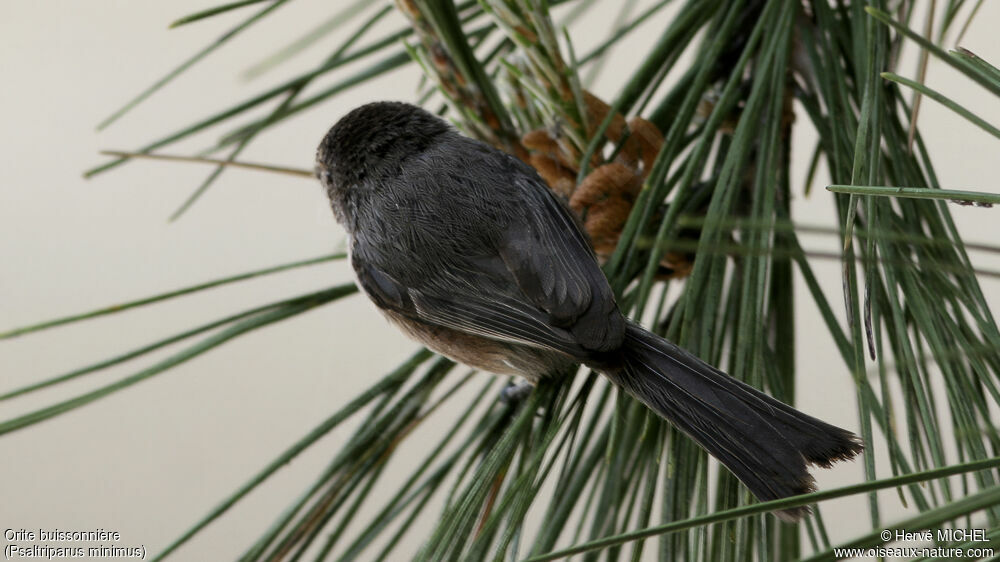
[
  {"left": 352, "top": 244, "right": 586, "bottom": 355},
  {"left": 352, "top": 169, "right": 624, "bottom": 358},
  {"left": 496, "top": 176, "right": 624, "bottom": 352}
]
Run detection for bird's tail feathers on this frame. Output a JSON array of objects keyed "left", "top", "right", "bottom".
[{"left": 599, "top": 323, "right": 862, "bottom": 522}]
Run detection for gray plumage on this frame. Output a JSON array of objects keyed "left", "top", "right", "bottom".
[{"left": 317, "top": 101, "right": 862, "bottom": 521}]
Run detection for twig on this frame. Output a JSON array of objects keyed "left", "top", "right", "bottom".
[{"left": 98, "top": 150, "right": 313, "bottom": 178}]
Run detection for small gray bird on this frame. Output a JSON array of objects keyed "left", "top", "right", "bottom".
[{"left": 316, "top": 101, "right": 862, "bottom": 521}]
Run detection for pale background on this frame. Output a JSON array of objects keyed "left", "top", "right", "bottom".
[{"left": 1, "top": 1, "right": 998, "bottom": 560}]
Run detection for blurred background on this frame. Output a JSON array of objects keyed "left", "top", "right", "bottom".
[{"left": 1, "top": 1, "right": 998, "bottom": 559}]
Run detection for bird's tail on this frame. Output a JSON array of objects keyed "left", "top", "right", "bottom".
[{"left": 598, "top": 322, "right": 863, "bottom": 521}]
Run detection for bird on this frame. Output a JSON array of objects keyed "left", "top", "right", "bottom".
[{"left": 315, "top": 101, "right": 862, "bottom": 521}]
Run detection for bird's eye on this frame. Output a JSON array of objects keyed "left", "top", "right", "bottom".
[{"left": 315, "top": 166, "right": 334, "bottom": 183}]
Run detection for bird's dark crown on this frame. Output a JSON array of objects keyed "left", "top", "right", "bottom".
[{"left": 315, "top": 101, "right": 452, "bottom": 186}]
